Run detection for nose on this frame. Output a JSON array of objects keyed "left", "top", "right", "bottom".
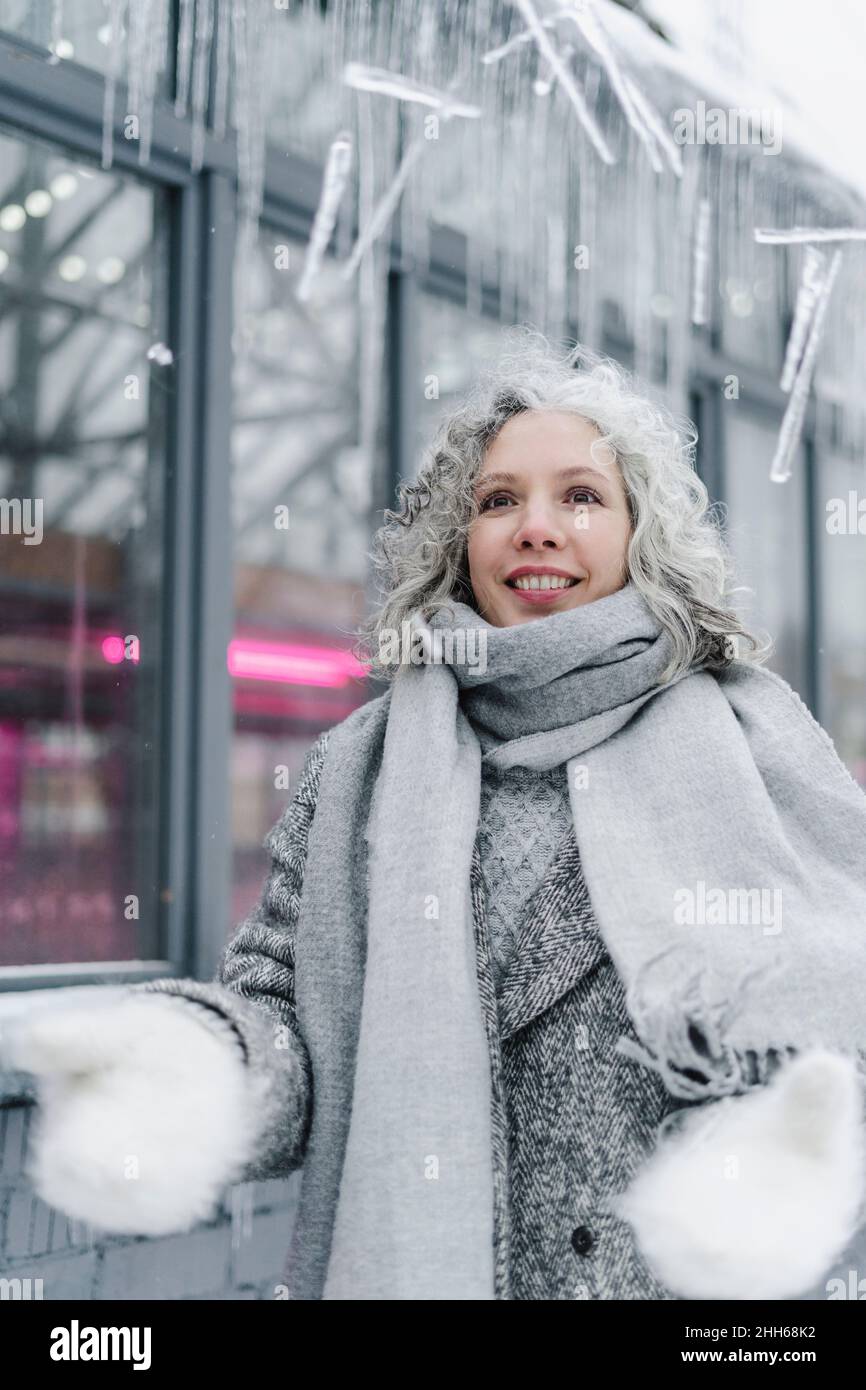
[{"left": 511, "top": 496, "right": 569, "bottom": 550}]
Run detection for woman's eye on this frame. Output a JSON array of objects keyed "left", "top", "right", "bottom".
[{"left": 478, "top": 487, "right": 601, "bottom": 512}]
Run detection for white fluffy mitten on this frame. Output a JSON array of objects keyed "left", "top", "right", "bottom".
[
  {"left": 0, "top": 991, "right": 263, "bottom": 1236},
  {"left": 609, "top": 1048, "right": 866, "bottom": 1300}
]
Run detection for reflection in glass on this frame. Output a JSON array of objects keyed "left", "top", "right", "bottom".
[
  {"left": 0, "top": 128, "right": 168, "bottom": 966},
  {"left": 230, "top": 231, "right": 373, "bottom": 925},
  {"left": 0, "top": 0, "right": 171, "bottom": 86},
  {"left": 410, "top": 292, "right": 506, "bottom": 479}
]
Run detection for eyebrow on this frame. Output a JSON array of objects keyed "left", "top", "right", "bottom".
[{"left": 474, "top": 465, "right": 611, "bottom": 492}]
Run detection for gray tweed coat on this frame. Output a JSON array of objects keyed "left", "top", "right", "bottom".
[{"left": 136, "top": 724, "right": 716, "bottom": 1300}]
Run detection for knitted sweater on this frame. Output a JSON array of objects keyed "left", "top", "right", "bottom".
[{"left": 476, "top": 754, "right": 573, "bottom": 990}]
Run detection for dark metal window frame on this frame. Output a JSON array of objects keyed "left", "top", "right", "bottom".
[{"left": 0, "top": 29, "right": 826, "bottom": 997}]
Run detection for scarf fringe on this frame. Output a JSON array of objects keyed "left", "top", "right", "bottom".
[{"left": 614, "top": 952, "right": 800, "bottom": 1103}]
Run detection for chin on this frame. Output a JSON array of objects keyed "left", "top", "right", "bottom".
[
  {"left": 509, "top": 588, "right": 595, "bottom": 620},
  {"left": 473, "top": 589, "right": 586, "bottom": 627}
]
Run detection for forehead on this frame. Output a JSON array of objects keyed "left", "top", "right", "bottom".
[{"left": 479, "top": 410, "right": 617, "bottom": 476}]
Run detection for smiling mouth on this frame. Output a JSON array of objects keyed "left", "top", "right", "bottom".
[{"left": 505, "top": 575, "right": 582, "bottom": 592}]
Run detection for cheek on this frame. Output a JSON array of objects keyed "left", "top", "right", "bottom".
[
  {"left": 582, "top": 513, "right": 631, "bottom": 561},
  {"left": 466, "top": 531, "right": 479, "bottom": 575},
  {"left": 466, "top": 526, "right": 493, "bottom": 577}
]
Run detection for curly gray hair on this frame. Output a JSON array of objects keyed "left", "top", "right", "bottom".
[{"left": 355, "top": 326, "right": 771, "bottom": 685}]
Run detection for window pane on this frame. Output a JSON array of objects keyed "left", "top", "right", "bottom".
[
  {"left": 718, "top": 198, "right": 787, "bottom": 371},
  {"left": 722, "top": 410, "right": 809, "bottom": 695},
  {"left": 818, "top": 450, "right": 866, "bottom": 789},
  {"left": 230, "top": 232, "right": 374, "bottom": 925},
  {"left": 0, "top": 0, "right": 171, "bottom": 85},
  {"left": 259, "top": 5, "right": 337, "bottom": 163},
  {"left": 410, "top": 293, "right": 506, "bottom": 479},
  {"left": 720, "top": 272, "right": 785, "bottom": 370},
  {"left": 0, "top": 129, "right": 169, "bottom": 967}
]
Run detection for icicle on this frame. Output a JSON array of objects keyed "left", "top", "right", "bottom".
[
  {"left": 769, "top": 250, "right": 842, "bottom": 483},
  {"left": 407, "top": 112, "right": 432, "bottom": 282},
  {"left": 212, "top": 0, "right": 232, "bottom": 139},
  {"left": 779, "top": 247, "right": 827, "bottom": 393},
  {"left": 340, "top": 130, "right": 431, "bottom": 282},
  {"left": 566, "top": 0, "right": 662, "bottom": 173},
  {"left": 665, "top": 150, "right": 701, "bottom": 416},
  {"left": 508, "top": 0, "right": 615, "bottom": 164},
  {"left": 126, "top": 0, "right": 148, "bottom": 136},
  {"left": 297, "top": 131, "right": 354, "bottom": 301},
  {"left": 575, "top": 113, "right": 600, "bottom": 346},
  {"left": 622, "top": 74, "right": 683, "bottom": 177},
  {"left": 354, "top": 87, "right": 392, "bottom": 503},
  {"left": 247, "top": 6, "right": 268, "bottom": 234},
  {"left": 339, "top": 51, "right": 483, "bottom": 285},
  {"left": 190, "top": 0, "right": 215, "bottom": 174},
  {"left": 691, "top": 196, "right": 711, "bottom": 325},
  {"left": 483, "top": 30, "right": 532, "bottom": 64},
  {"left": 48, "top": 0, "right": 64, "bottom": 64},
  {"left": 527, "top": 83, "right": 546, "bottom": 327},
  {"left": 174, "top": 0, "right": 195, "bottom": 118},
  {"left": 343, "top": 63, "right": 481, "bottom": 118},
  {"left": 755, "top": 226, "right": 866, "bottom": 246},
  {"left": 139, "top": 0, "right": 169, "bottom": 167},
  {"left": 100, "top": 0, "right": 125, "bottom": 172},
  {"left": 481, "top": 9, "right": 569, "bottom": 64},
  {"left": 231, "top": 0, "right": 256, "bottom": 358},
  {"left": 631, "top": 137, "right": 654, "bottom": 382},
  {"left": 546, "top": 210, "right": 568, "bottom": 343},
  {"left": 533, "top": 57, "right": 554, "bottom": 96},
  {"left": 533, "top": 44, "right": 575, "bottom": 96},
  {"left": 231, "top": 1, "right": 255, "bottom": 218},
  {"left": 230, "top": 0, "right": 270, "bottom": 363}
]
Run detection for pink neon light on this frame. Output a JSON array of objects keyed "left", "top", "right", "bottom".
[
  {"left": 227, "top": 638, "right": 369, "bottom": 688},
  {"left": 234, "top": 689, "right": 363, "bottom": 721},
  {"left": 102, "top": 635, "right": 125, "bottom": 664}
]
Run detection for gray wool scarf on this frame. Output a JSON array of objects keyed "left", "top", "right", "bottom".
[{"left": 301, "top": 580, "right": 866, "bottom": 1300}]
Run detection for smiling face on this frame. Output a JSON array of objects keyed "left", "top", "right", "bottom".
[{"left": 466, "top": 410, "right": 633, "bottom": 627}]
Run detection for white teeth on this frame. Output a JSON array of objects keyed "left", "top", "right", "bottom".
[{"left": 510, "top": 574, "right": 576, "bottom": 591}]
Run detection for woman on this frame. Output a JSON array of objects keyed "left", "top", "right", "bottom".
[{"left": 5, "top": 330, "right": 866, "bottom": 1302}]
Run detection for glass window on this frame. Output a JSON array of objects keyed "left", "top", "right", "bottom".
[
  {"left": 409, "top": 292, "right": 506, "bottom": 479},
  {"left": 0, "top": 129, "right": 169, "bottom": 968},
  {"left": 716, "top": 152, "right": 788, "bottom": 371},
  {"left": 230, "top": 231, "right": 374, "bottom": 925},
  {"left": 259, "top": 3, "right": 341, "bottom": 165},
  {"left": 720, "top": 269, "right": 785, "bottom": 370},
  {"left": 722, "top": 409, "right": 809, "bottom": 696},
  {"left": 0, "top": 0, "right": 171, "bottom": 85},
  {"left": 817, "top": 449, "right": 866, "bottom": 789}
]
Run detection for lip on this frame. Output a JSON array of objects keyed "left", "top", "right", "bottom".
[
  {"left": 505, "top": 565, "right": 580, "bottom": 581},
  {"left": 503, "top": 567, "right": 585, "bottom": 605}
]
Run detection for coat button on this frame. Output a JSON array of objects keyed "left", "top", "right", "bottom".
[{"left": 571, "top": 1225, "right": 595, "bottom": 1255}]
